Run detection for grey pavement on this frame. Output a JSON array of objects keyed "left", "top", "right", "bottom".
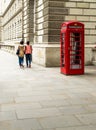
[{"left": 0, "top": 50, "right": 96, "bottom": 130}]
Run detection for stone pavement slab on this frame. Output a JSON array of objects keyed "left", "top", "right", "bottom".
[
  {"left": 38, "top": 115, "right": 82, "bottom": 128},
  {"left": 56, "top": 125, "right": 96, "bottom": 130},
  {"left": 0, "top": 119, "right": 42, "bottom": 130},
  {"left": 0, "top": 111, "right": 16, "bottom": 121}
]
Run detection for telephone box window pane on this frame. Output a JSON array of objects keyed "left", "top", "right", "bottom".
[
  {"left": 61, "top": 33, "right": 65, "bottom": 67},
  {"left": 70, "top": 32, "right": 82, "bottom": 69}
]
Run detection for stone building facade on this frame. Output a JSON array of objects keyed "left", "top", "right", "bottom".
[
  {"left": 2, "top": 0, "right": 22, "bottom": 44},
  {"left": 0, "top": 16, "right": 3, "bottom": 42},
  {"left": 1, "top": 0, "right": 96, "bottom": 66}
]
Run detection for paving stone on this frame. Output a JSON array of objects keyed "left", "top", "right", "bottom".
[
  {"left": 85, "top": 104, "right": 96, "bottom": 112},
  {"left": 17, "top": 90, "right": 50, "bottom": 96},
  {"left": 1, "top": 102, "right": 42, "bottom": 111},
  {"left": 59, "top": 105, "right": 88, "bottom": 115},
  {"left": 15, "top": 95, "right": 52, "bottom": 103},
  {"left": 68, "top": 97, "right": 95, "bottom": 105},
  {"left": 38, "top": 115, "right": 82, "bottom": 129},
  {"left": 22, "top": 119, "right": 42, "bottom": 130},
  {"left": 40, "top": 100, "right": 70, "bottom": 107},
  {"left": 76, "top": 113, "right": 96, "bottom": 125},
  {"left": 0, "top": 97, "right": 14, "bottom": 104},
  {"left": 0, "top": 111, "right": 16, "bottom": 121},
  {"left": 32, "top": 129, "right": 55, "bottom": 130},
  {"left": 16, "top": 108, "right": 61, "bottom": 119},
  {"left": 50, "top": 94, "right": 69, "bottom": 100},
  {"left": 56, "top": 125, "right": 96, "bottom": 130},
  {"left": 0, "top": 119, "right": 42, "bottom": 130}
]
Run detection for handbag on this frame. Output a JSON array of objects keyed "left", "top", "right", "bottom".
[{"left": 16, "top": 49, "right": 19, "bottom": 55}]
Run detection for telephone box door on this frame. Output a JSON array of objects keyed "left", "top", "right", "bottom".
[{"left": 68, "top": 31, "right": 84, "bottom": 74}]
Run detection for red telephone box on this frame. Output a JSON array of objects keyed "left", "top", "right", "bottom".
[{"left": 60, "top": 21, "right": 84, "bottom": 75}]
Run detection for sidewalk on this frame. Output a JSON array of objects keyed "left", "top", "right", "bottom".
[{"left": 0, "top": 50, "right": 96, "bottom": 130}]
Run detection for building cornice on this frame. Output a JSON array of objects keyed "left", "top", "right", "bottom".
[
  {"left": 2, "top": 0, "right": 15, "bottom": 16},
  {"left": 3, "top": 8, "right": 22, "bottom": 26},
  {"left": 3, "top": 0, "right": 22, "bottom": 17}
]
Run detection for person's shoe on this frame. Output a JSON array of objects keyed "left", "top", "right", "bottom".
[
  {"left": 29, "top": 64, "right": 31, "bottom": 68},
  {"left": 21, "top": 64, "right": 24, "bottom": 68},
  {"left": 26, "top": 65, "right": 28, "bottom": 68}
]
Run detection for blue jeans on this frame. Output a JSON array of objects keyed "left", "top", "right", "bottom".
[
  {"left": 18, "top": 57, "right": 24, "bottom": 66},
  {"left": 25, "top": 54, "right": 32, "bottom": 67}
]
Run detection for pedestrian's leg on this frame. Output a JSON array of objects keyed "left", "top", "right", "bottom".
[
  {"left": 18, "top": 57, "right": 20, "bottom": 67},
  {"left": 26, "top": 54, "right": 28, "bottom": 67},
  {"left": 21, "top": 57, "right": 24, "bottom": 68},
  {"left": 29, "top": 54, "right": 32, "bottom": 68},
  {"left": 19, "top": 57, "right": 22, "bottom": 68},
  {"left": 25, "top": 55, "right": 27, "bottom": 66}
]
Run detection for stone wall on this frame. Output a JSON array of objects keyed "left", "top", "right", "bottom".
[
  {"left": 32, "top": 0, "right": 96, "bottom": 66},
  {"left": 65, "top": 0, "right": 96, "bottom": 45},
  {"left": 33, "top": 0, "right": 67, "bottom": 66},
  {"left": 65, "top": 0, "right": 96, "bottom": 65},
  {"left": 0, "top": 16, "right": 2, "bottom": 42}
]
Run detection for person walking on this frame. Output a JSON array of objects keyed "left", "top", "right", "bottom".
[
  {"left": 16, "top": 40, "right": 25, "bottom": 68},
  {"left": 25, "top": 41, "right": 32, "bottom": 68}
]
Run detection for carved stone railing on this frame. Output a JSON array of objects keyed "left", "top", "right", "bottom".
[
  {"left": 92, "top": 47, "right": 96, "bottom": 65},
  {"left": 0, "top": 44, "right": 15, "bottom": 54}
]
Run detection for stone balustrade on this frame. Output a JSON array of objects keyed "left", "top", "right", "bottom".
[
  {"left": 0, "top": 44, "right": 15, "bottom": 54},
  {"left": 92, "top": 47, "right": 96, "bottom": 65}
]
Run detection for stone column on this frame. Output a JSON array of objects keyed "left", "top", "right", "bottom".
[
  {"left": 22, "top": 0, "right": 34, "bottom": 43},
  {"left": 33, "top": 0, "right": 68, "bottom": 67}
]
